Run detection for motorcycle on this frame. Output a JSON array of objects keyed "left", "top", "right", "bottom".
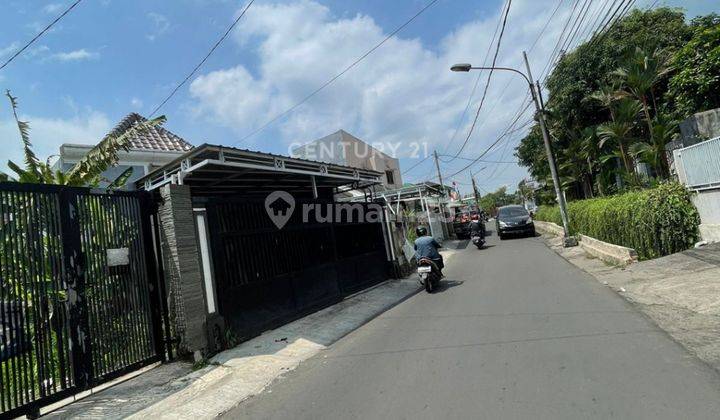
[
  {"left": 471, "top": 234, "right": 485, "bottom": 249},
  {"left": 417, "top": 257, "right": 441, "bottom": 293}
]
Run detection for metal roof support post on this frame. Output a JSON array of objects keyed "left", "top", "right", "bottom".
[
  {"left": 396, "top": 189, "right": 401, "bottom": 215},
  {"left": 311, "top": 175, "right": 318, "bottom": 199},
  {"left": 424, "top": 197, "right": 435, "bottom": 239}
]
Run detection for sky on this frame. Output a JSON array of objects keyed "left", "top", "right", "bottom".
[{"left": 0, "top": 0, "right": 717, "bottom": 193}]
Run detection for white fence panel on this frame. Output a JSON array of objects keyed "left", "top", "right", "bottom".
[{"left": 673, "top": 136, "right": 720, "bottom": 189}]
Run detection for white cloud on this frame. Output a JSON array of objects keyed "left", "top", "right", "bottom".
[
  {"left": 0, "top": 111, "right": 112, "bottom": 174},
  {"left": 0, "top": 42, "right": 19, "bottom": 58},
  {"left": 146, "top": 12, "right": 170, "bottom": 41},
  {"left": 131, "top": 97, "right": 144, "bottom": 108},
  {"left": 43, "top": 3, "right": 63, "bottom": 14},
  {"left": 51, "top": 49, "right": 99, "bottom": 62},
  {"left": 187, "top": 0, "right": 594, "bottom": 187}
]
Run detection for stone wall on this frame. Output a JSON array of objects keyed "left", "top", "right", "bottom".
[
  {"left": 158, "top": 184, "right": 208, "bottom": 356},
  {"left": 679, "top": 108, "right": 720, "bottom": 143}
]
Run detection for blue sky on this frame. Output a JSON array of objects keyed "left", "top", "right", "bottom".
[{"left": 1, "top": 0, "right": 717, "bottom": 192}]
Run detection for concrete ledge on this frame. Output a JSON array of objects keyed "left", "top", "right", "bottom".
[
  {"left": 579, "top": 234, "right": 638, "bottom": 266},
  {"left": 699, "top": 224, "right": 720, "bottom": 244},
  {"left": 535, "top": 221, "right": 564, "bottom": 237}
]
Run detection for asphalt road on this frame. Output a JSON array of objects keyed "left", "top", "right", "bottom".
[{"left": 224, "top": 227, "right": 720, "bottom": 419}]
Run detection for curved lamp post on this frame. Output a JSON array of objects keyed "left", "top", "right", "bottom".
[{"left": 450, "top": 52, "right": 576, "bottom": 247}]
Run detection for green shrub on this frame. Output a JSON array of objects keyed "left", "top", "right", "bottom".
[{"left": 534, "top": 183, "right": 700, "bottom": 260}]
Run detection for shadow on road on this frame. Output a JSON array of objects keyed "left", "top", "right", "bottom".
[
  {"left": 446, "top": 240, "right": 470, "bottom": 250},
  {"left": 434, "top": 280, "right": 464, "bottom": 293}
]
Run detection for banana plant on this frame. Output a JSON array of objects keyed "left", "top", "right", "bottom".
[{"left": 1, "top": 90, "right": 166, "bottom": 188}]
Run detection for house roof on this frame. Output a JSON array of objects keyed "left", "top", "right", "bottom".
[{"left": 110, "top": 113, "right": 194, "bottom": 152}]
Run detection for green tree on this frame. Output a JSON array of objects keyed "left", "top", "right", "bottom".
[
  {"left": 1, "top": 91, "right": 166, "bottom": 187},
  {"left": 479, "top": 186, "right": 518, "bottom": 215},
  {"left": 667, "top": 21, "right": 720, "bottom": 118},
  {"left": 517, "top": 8, "right": 694, "bottom": 192}
]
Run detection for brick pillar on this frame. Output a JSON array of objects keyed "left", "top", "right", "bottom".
[{"left": 158, "top": 184, "right": 207, "bottom": 357}]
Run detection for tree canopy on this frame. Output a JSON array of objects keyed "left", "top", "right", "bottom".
[{"left": 516, "top": 7, "right": 719, "bottom": 200}]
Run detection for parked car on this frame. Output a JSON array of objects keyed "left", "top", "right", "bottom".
[{"left": 495, "top": 205, "right": 535, "bottom": 239}]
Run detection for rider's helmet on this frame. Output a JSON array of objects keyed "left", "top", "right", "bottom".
[{"left": 416, "top": 226, "right": 428, "bottom": 237}]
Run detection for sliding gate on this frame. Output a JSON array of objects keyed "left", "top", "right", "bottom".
[
  {"left": 206, "top": 199, "right": 388, "bottom": 342},
  {"left": 0, "top": 183, "right": 168, "bottom": 418}
]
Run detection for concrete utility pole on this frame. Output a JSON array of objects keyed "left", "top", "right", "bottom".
[
  {"left": 471, "top": 175, "right": 481, "bottom": 212},
  {"left": 433, "top": 150, "right": 446, "bottom": 197},
  {"left": 449, "top": 55, "right": 576, "bottom": 247},
  {"left": 522, "top": 51, "right": 576, "bottom": 247}
]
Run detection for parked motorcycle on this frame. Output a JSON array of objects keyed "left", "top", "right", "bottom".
[{"left": 417, "top": 257, "right": 441, "bottom": 293}]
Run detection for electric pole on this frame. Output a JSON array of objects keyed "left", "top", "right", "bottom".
[
  {"left": 471, "top": 175, "right": 481, "bottom": 212},
  {"left": 433, "top": 150, "right": 446, "bottom": 197},
  {"left": 523, "top": 51, "right": 576, "bottom": 247}
]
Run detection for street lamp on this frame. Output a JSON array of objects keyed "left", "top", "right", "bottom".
[
  {"left": 450, "top": 51, "right": 577, "bottom": 247},
  {"left": 450, "top": 63, "right": 472, "bottom": 72}
]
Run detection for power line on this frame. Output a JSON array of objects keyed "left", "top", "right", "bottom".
[
  {"left": 446, "top": 0, "right": 560, "bottom": 163},
  {"left": 577, "top": 0, "right": 611, "bottom": 43},
  {"left": 560, "top": 0, "right": 595, "bottom": 53},
  {"left": 442, "top": 2, "right": 506, "bottom": 155},
  {"left": 590, "top": 0, "right": 633, "bottom": 47},
  {"left": 442, "top": 0, "right": 560, "bottom": 166},
  {"left": 438, "top": 155, "right": 520, "bottom": 164},
  {"left": 149, "top": 0, "right": 255, "bottom": 117},
  {"left": 447, "top": 0, "right": 513, "bottom": 159},
  {"left": 232, "top": 0, "right": 440, "bottom": 146},
  {"left": 0, "top": 0, "right": 84, "bottom": 71},
  {"left": 528, "top": 0, "right": 565, "bottom": 53},
  {"left": 401, "top": 154, "right": 432, "bottom": 175},
  {"left": 430, "top": 100, "right": 532, "bottom": 181},
  {"left": 539, "top": 0, "right": 581, "bottom": 81}
]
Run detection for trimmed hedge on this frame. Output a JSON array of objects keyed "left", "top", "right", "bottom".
[{"left": 535, "top": 183, "right": 700, "bottom": 260}]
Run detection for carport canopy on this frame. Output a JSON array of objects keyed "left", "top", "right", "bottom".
[{"left": 136, "top": 144, "right": 382, "bottom": 197}]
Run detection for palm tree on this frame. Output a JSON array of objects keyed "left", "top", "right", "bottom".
[
  {"left": 588, "top": 84, "right": 624, "bottom": 121},
  {"left": 612, "top": 47, "right": 673, "bottom": 146},
  {"left": 597, "top": 98, "right": 643, "bottom": 175},
  {"left": 559, "top": 128, "right": 594, "bottom": 199},
  {"left": 1, "top": 90, "right": 166, "bottom": 187},
  {"left": 629, "top": 114, "right": 678, "bottom": 179}
]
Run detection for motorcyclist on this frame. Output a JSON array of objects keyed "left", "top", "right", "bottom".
[
  {"left": 470, "top": 213, "right": 485, "bottom": 238},
  {"left": 414, "top": 226, "right": 444, "bottom": 275}
]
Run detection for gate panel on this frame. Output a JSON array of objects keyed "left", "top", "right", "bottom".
[
  {"left": 0, "top": 188, "right": 74, "bottom": 415},
  {"left": 207, "top": 200, "right": 342, "bottom": 341},
  {"left": 207, "top": 199, "right": 388, "bottom": 341},
  {"left": 76, "top": 194, "right": 157, "bottom": 381},
  {"left": 0, "top": 183, "right": 166, "bottom": 418}
]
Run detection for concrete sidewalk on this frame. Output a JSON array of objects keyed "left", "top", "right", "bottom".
[
  {"left": 545, "top": 236, "right": 720, "bottom": 371},
  {"left": 44, "top": 247, "right": 458, "bottom": 419}
]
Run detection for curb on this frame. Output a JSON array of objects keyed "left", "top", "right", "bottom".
[
  {"left": 535, "top": 220, "right": 638, "bottom": 266},
  {"left": 578, "top": 234, "right": 639, "bottom": 266},
  {"left": 534, "top": 220, "right": 564, "bottom": 237}
]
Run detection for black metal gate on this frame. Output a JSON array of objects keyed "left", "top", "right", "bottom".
[
  {"left": 0, "top": 183, "right": 168, "bottom": 418},
  {"left": 206, "top": 199, "right": 388, "bottom": 342}
]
